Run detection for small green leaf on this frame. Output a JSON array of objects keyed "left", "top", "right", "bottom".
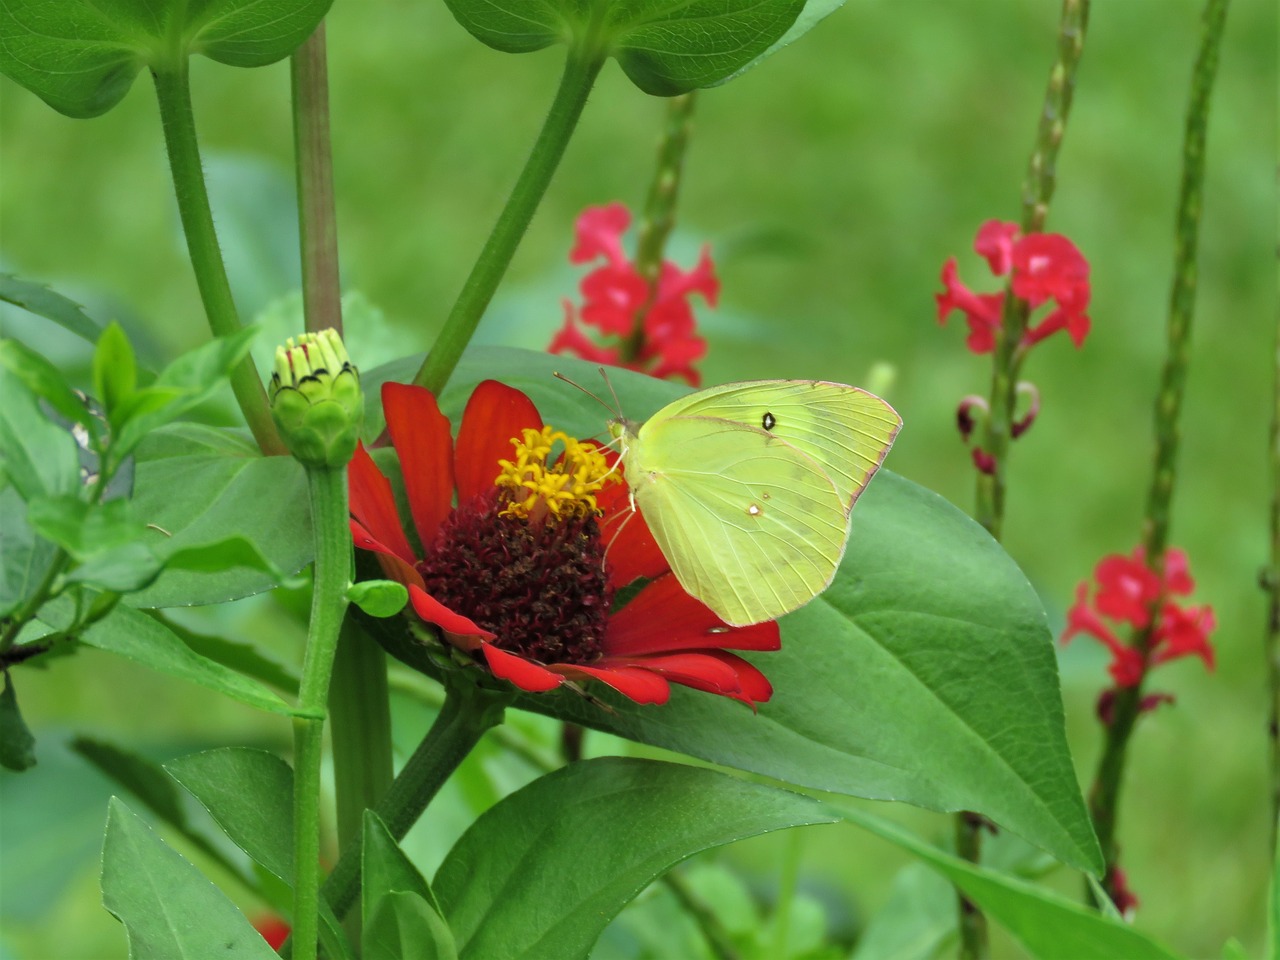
[
  {"left": 0, "top": 337, "right": 98, "bottom": 434},
  {"left": 165, "top": 748, "right": 294, "bottom": 882},
  {"left": 101, "top": 797, "right": 279, "bottom": 959},
  {"left": 434, "top": 758, "right": 837, "bottom": 960},
  {"left": 0, "top": 272, "right": 103, "bottom": 344},
  {"left": 0, "top": 672, "right": 37, "bottom": 772},
  {"left": 363, "top": 811, "right": 456, "bottom": 960},
  {"left": 441, "top": 0, "right": 566, "bottom": 54},
  {"left": 838, "top": 805, "right": 1183, "bottom": 960},
  {"left": 92, "top": 322, "right": 138, "bottom": 419},
  {"left": 0, "top": 0, "right": 334, "bottom": 119},
  {"left": 73, "top": 602, "right": 301, "bottom": 717},
  {"left": 0, "top": 357, "right": 83, "bottom": 500},
  {"left": 0, "top": 484, "right": 57, "bottom": 619},
  {"left": 713, "top": 0, "right": 845, "bottom": 87},
  {"left": 26, "top": 496, "right": 143, "bottom": 561},
  {"left": 71, "top": 737, "right": 189, "bottom": 829},
  {"left": 348, "top": 580, "right": 409, "bottom": 618},
  {"left": 159, "top": 613, "right": 298, "bottom": 695}
]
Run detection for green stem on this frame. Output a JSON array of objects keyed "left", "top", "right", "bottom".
[
  {"left": 321, "top": 677, "right": 509, "bottom": 921},
  {"left": 410, "top": 48, "right": 605, "bottom": 396},
  {"left": 1270, "top": 296, "right": 1280, "bottom": 853},
  {"left": 150, "top": 66, "right": 284, "bottom": 455},
  {"left": 291, "top": 467, "right": 352, "bottom": 960},
  {"left": 329, "top": 621, "right": 393, "bottom": 856},
  {"left": 1086, "top": 0, "right": 1229, "bottom": 904},
  {"left": 663, "top": 870, "right": 741, "bottom": 960},
  {"left": 291, "top": 24, "right": 344, "bottom": 337},
  {"left": 624, "top": 92, "right": 697, "bottom": 361}
]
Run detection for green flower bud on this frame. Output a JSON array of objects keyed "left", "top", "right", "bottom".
[{"left": 269, "top": 330, "right": 363, "bottom": 469}]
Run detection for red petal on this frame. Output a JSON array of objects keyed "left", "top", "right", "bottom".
[
  {"left": 407, "top": 585, "right": 495, "bottom": 643},
  {"left": 604, "top": 574, "right": 782, "bottom": 656},
  {"left": 569, "top": 202, "right": 631, "bottom": 266},
  {"left": 382, "top": 382, "right": 455, "bottom": 551},
  {"left": 481, "top": 644, "right": 564, "bottom": 692},
  {"left": 349, "top": 442, "right": 416, "bottom": 565},
  {"left": 351, "top": 520, "right": 426, "bottom": 590},
  {"left": 617, "top": 650, "right": 773, "bottom": 706},
  {"left": 455, "top": 381, "right": 542, "bottom": 502},
  {"left": 974, "top": 220, "right": 1019, "bottom": 275},
  {"left": 552, "top": 663, "right": 671, "bottom": 704},
  {"left": 597, "top": 488, "right": 668, "bottom": 587}
]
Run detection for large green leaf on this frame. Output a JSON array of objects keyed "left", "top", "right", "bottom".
[
  {"left": 100, "top": 797, "right": 279, "bottom": 959},
  {"left": 0, "top": 484, "right": 56, "bottom": 619},
  {"left": 72, "top": 738, "right": 189, "bottom": 830},
  {"left": 370, "top": 347, "right": 1101, "bottom": 875},
  {"left": 0, "top": 0, "right": 334, "bottom": 118},
  {"left": 433, "top": 757, "right": 837, "bottom": 960},
  {"left": 839, "top": 805, "right": 1184, "bottom": 960},
  {"left": 0, "top": 361, "right": 80, "bottom": 500},
  {"left": 0, "top": 272, "right": 103, "bottom": 345},
  {"left": 362, "top": 811, "right": 456, "bottom": 960},
  {"left": 125, "top": 430, "right": 310, "bottom": 607},
  {"left": 442, "top": 0, "right": 806, "bottom": 95}
]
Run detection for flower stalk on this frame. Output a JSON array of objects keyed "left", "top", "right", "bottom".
[
  {"left": 1270, "top": 299, "right": 1280, "bottom": 850},
  {"left": 150, "top": 65, "right": 284, "bottom": 455},
  {"left": 1085, "top": 0, "right": 1229, "bottom": 905},
  {"left": 411, "top": 47, "right": 605, "bottom": 397}
]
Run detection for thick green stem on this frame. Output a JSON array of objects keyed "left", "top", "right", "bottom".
[
  {"left": 291, "top": 24, "right": 344, "bottom": 337},
  {"left": 150, "top": 66, "right": 283, "bottom": 455},
  {"left": 329, "top": 621, "right": 393, "bottom": 855},
  {"left": 1086, "top": 0, "right": 1228, "bottom": 904},
  {"left": 291, "top": 467, "right": 352, "bottom": 960},
  {"left": 1270, "top": 300, "right": 1280, "bottom": 852},
  {"left": 321, "top": 678, "right": 508, "bottom": 922},
  {"left": 410, "top": 48, "right": 604, "bottom": 396},
  {"left": 624, "top": 92, "right": 697, "bottom": 361}
]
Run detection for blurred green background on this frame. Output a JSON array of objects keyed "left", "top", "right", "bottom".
[{"left": 0, "top": 0, "right": 1274, "bottom": 956}]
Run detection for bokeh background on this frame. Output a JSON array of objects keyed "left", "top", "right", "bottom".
[{"left": 1, "top": 0, "right": 1274, "bottom": 956}]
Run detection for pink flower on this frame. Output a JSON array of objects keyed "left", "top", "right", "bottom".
[
  {"left": 936, "top": 219, "right": 1091, "bottom": 354},
  {"left": 549, "top": 203, "right": 717, "bottom": 385}
]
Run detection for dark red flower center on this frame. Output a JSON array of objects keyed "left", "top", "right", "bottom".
[{"left": 417, "top": 490, "right": 613, "bottom": 665}]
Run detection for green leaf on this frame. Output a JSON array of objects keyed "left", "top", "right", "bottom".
[
  {"left": 26, "top": 496, "right": 142, "bottom": 561},
  {"left": 164, "top": 748, "right": 294, "bottom": 882},
  {"left": 714, "top": 0, "right": 845, "bottom": 87},
  {"left": 70, "top": 602, "right": 301, "bottom": 717},
  {"left": 837, "top": 805, "right": 1184, "bottom": 960},
  {"left": 407, "top": 347, "right": 1102, "bottom": 875},
  {"left": 0, "top": 272, "right": 103, "bottom": 344},
  {"left": 0, "top": 358, "right": 82, "bottom": 500},
  {"left": 0, "top": 0, "right": 334, "bottom": 119},
  {"left": 125, "top": 434, "right": 310, "bottom": 607},
  {"left": 100, "top": 797, "right": 279, "bottom": 959},
  {"left": 92, "top": 322, "right": 139, "bottom": 419},
  {"left": 158, "top": 613, "right": 298, "bottom": 695},
  {"left": 0, "top": 484, "right": 56, "bottom": 619},
  {"left": 851, "top": 863, "right": 956, "bottom": 960},
  {"left": 348, "top": 580, "right": 409, "bottom": 618},
  {"left": 433, "top": 757, "right": 837, "bottom": 960},
  {"left": 0, "top": 672, "right": 37, "bottom": 772},
  {"left": 362, "top": 811, "right": 456, "bottom": 960},
  {"left": 442, "top": 0, "right": 805, "bottom": 94},
  {"left": 0, "top": 337, "right": 98, "bottom": 434},
  {"left": 71, "top": 737, "right": 189, "bottom": 830}
]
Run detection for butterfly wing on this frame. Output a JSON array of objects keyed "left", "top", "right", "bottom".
[
  {"left": 648, "top": 380, "right": 901, "bottom": 512},
  {"left": 623, "top": 414, "right": 852, "bottom": 626}
]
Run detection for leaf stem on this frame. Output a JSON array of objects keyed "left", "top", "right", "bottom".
[
  {"left": 150, "top": 65, "right": 283, "bottom": 455},
  {"left": 410, "top": 48, "right": 604, "bottom": 396},
  {"left": 321, "top": 676, "right": 509, "bottom": 921},
  {"left": 1085, "top": 0, "right": 1228, "bottom": 904},
  {"left": 291, "top": 23, "right": 344, "bottom": 337},
  {"left": 291, "top": 466, "right": 352, "bottom": 960}
]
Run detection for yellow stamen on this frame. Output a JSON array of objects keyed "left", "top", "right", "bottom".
[{"left": 496, "top": 426, "right": 618, "bottom": 520}]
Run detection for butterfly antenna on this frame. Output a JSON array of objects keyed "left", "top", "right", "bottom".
[
  {"left": 553, "top": 370, "right": 618, "bottom": 418},
  {"left": 598, "top": 367, "right": 625, "bottom": 419}
]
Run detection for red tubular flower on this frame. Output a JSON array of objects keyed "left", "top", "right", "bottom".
[
  {"left": 936, "top": 219, "right": 1091, "bottom": 354},
  {"left": 549, "top": 202, "right": 716, "bottom": 385},
  {"left": 349, "top": 380, "right": 778, "bottom": 707},
  {"left": 1059, "top": 545, "right": 1215, "bottom": 689}
]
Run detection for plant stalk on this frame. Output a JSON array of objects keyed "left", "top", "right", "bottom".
[
  {"left": 1270, "top": 293, "right": 1280, "bottom": 852},
  {"left": 1085, "top": 0, "right": 1229, "bottom": 904},
  {"left": 410, "top": 48, "right": 605, "bottom": 397},
  {"left": 291, "top": 467, "right": 352, "bottom": 960},
  {"left": 150, "top": 66, "right": 283, "bottom": 455},
  {"left": 291, "top": 23, "right": 344, "bottom": 337}
]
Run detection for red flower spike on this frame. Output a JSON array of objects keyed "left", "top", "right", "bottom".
[
  {"left": 1107, "top": 866, "right": 1140, "bottom": 919},
  {"left": 971, "top": 448, "right": 997, "bottom": 475},
  {"left": 935, "top": 258, "right": 1004, "bottom": 355},
  {"left": 1151, "top": 603, "right": 1216, "bottom": 670},
  {"left": 974, "top": 219, "right": 1020, "bottom": 275},
  {"left": 1093, "top": 553, "right": 1162, "bottom": 628},
  {"left": 349, "top": 381, "right": 779, "bottom": 707},
  {"left": 549, "top": 203, "right": 716, "bottom": 386}
]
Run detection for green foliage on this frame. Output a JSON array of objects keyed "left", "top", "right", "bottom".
[
  {"left": 442, "top": 0, "right": 806, "bottom": 95},
  {"left": 100, "top": 797, "right": 279, "bottom": 958},
  {"left": 348, "top": 580, "right": 409, "bottom": 618},
  {"left": 434, "top": 757, "right": 838, "bottom": 959},
  {"left": 71, "top": 738, "right": 190, "bottom": 830},
  {"left": 0, "top": 672, "right": 36, "bottom": 771},
  {"left": 362, "top": 811, "right": 457, "bottom": 960},
  {"left": 0, "top": 272, "right": 102, "bottom": 344},
  {"left": 0, "top": 0, "right": 334, "bottom": 118}
]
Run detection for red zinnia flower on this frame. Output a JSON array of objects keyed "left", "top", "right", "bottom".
[
  {"left": 936, "top": 219, "right": 1091, "bottom": 354},
  {"left": 253, "top": 915, "right": 290, "bottom": 950},
  {"left": 549, "top": 202, "right": 718, "bottom": 386},
  {"left": 349, "top": 380, "right": 777, "bottom": 706},
  {"left": 1059, "top": 545, "right": 1215, "bottom": 689}
]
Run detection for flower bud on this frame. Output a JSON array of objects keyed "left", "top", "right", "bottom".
[{"left": 269, "top": 330, "right": 363, "bottom": 469}]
